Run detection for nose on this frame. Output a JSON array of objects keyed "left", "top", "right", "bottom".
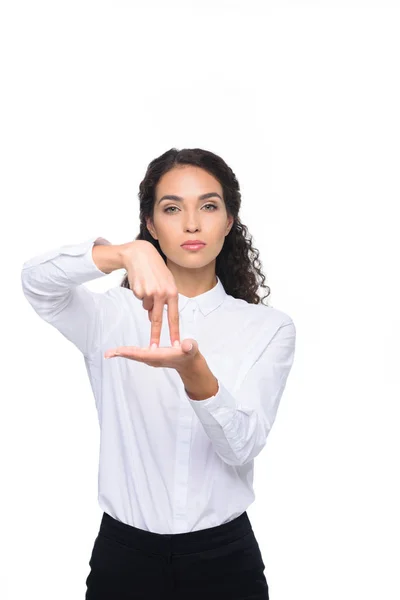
[{"left": 184, "top": 215, "right": 201, "bottom": 231}]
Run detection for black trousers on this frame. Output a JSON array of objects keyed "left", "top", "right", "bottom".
[{"left": 85, "top": 510, "right": 269, "bottom": 599}]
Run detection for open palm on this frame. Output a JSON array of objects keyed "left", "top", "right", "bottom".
[{"left": 104, "top": 338, "right": 198, "bottom": 369}]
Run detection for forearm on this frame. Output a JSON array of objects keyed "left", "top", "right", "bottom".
[{"left": 177, "top": 354, "right": 219, "bottom": 401}]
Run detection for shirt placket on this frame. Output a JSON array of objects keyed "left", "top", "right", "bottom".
[{"left": 173, "top": 301, "right": 198, "bottom": 532}]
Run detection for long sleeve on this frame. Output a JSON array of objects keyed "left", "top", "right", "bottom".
[
  {"left": 21, "top": 235, "right": 117, "bottom": 358},
  {"left": 184, "top": 318, "right": 296, "bottom": 466}
]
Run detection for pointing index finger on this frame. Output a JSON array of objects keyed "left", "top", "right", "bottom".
[
  {"left": 149, "top": 298, "right": 164, "bottom": 348},
  {"left": 167, "top": 295, "right": 180, "bottom": 346}
]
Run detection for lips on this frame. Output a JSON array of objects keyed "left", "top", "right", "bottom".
[
  {"left": 181, "top": 241, "right": 206, "bottom": 246},
  {"left": 181, "top": 242, "right": 206, "bottom": 251}
]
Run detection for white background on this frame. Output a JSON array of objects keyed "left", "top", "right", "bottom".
[{"left": 2, "top": 1, "right": 399, "bottom": 598}]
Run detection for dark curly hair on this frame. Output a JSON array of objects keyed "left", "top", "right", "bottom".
[{"left": 120, "top": 147, "right": 271, "bottom": 306}]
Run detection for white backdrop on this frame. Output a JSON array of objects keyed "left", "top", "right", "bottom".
[{"left": 2, "top": 1, "right": 399, "bottom": 599}]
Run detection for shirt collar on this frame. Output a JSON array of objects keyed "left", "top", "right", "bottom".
[{"left": 163, "top": 276, "right": 227, "bottom": 317}]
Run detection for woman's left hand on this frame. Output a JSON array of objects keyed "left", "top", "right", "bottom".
[{"left": 104, "top": 338, "right": 199, "bottom": 370}]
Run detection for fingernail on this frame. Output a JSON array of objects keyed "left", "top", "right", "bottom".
[
  {"left": 173, "top": 340, "right": 180, "bottom": 348},
  {"left": 151, "top": 343, "right": 158, "bottom": 349}
]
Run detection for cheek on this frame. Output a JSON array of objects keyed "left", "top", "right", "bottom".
[
  {"left": 157, "top": 224, "right": 183, "bottom": 252},
  {"left": 156, "top": 218, "right": 178, "bottom": 238},
  {"left": 212, "top": 222, "right": 230, "bottom": 241}
]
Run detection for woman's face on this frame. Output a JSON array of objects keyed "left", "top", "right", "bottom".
[{"left": 147, "top": 165, "right": 234, "bottom": 272}]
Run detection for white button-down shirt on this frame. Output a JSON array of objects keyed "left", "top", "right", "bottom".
[{"left": 21, "top": 235, "right": 296, "bottom": 534}]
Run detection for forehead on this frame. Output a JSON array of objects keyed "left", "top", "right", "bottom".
[{"left": 156, "top": 166, "right": 222, "bottom": 197}]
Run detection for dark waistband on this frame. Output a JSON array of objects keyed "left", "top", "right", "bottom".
[{"left": 98, "top": 511, "right": 253, "bottom": 556}]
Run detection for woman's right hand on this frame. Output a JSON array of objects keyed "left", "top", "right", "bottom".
[{"left": 121, "top": 240, "right": 180, "bottom": 348}]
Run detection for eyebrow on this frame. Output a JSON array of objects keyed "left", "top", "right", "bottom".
[{"left": 157, "top": 192, "right": 222, "bottom": 205}]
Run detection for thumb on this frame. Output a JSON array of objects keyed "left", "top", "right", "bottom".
[{"left": 181, "top": 338, "right": 198, "bottom": 356}]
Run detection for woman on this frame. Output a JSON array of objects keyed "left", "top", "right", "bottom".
[{"left": 21, "top": 147, "right": 296, "bottom": 599}]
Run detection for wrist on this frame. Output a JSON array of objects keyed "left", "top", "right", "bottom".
[
  {"left": 176, "top": 353, "right": 219, "bottom": 401},
  {"left": 176, "top": 351, "right": 204, "bottom": 377},
  {"left": 119, "top": 241, "right": 137, "bottom": 269}
]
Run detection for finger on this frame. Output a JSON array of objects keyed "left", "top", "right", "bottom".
[
  {"left": 167, "top": 294, "right": 180, "bottom": 346},
  {"left": 106, "top": 346, "right": 144, "bottom": 360},
  {"left": 141, "top": 290, "right": 153, "bottom": 312},
  {"left": 149, "top": 297, "right": 164, "bottom": 347}
]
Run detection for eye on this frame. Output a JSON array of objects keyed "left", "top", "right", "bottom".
[{"left": 163, "top": 203, "right": 218, "bottom": 214}]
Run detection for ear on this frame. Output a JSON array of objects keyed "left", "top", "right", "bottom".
[
  {"left": 226, "top": 215, "right": 235, "bottom": 235},
  {"left": 146, "top": 217, "right": 157, "bottom": 240}
]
